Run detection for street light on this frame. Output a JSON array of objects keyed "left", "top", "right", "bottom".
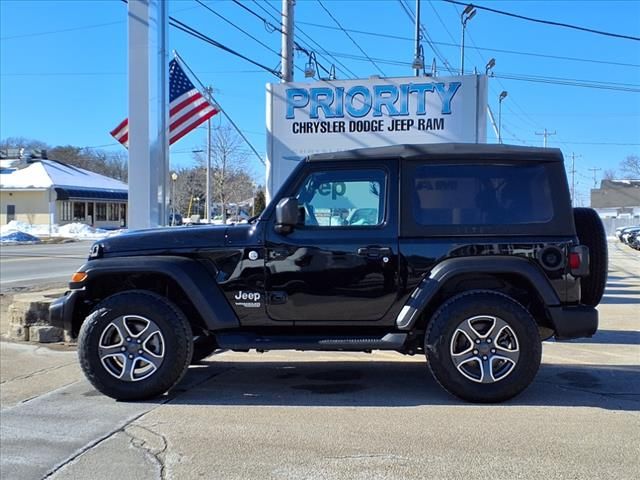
[
  {"left": 170, "top": 172, "right": 178, "bottom": 226},
  {"left": 304, "top": 52, "right": 317, "bottom": 78},
  {"left": 412, "top": 44, "right": 425, "bottom": 73},
  {"left": 485, "top": 58, "right": 495, "bottom": 75},
  {"left": 498, "top": 90, "right": 508, "bottom": 144},
  {"left": 460, "top": 4, "right": 477, "bottom": 75}
]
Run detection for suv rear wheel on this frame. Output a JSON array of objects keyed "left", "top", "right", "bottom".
[
  {"left": 573, "top": 207, "right": 608, "bottom": 306},
  {"left": 78, "top": 290, "right": 193, "bottom": 401},
  {"left": 426, "top": 290, "right": 541, "bottom": 403}
]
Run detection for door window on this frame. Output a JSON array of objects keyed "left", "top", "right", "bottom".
[
  {"left": 6, "top": 205, "right": 15, "bottom": 223},
  {"left": 295, "top": 169, "right": 386, "bottom": 227}
]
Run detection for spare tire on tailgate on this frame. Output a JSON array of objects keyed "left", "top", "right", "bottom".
[{"left": 573, "top": 208, "right": 608, "bottom": 306}]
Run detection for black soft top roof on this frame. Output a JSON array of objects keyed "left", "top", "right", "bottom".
[{"left": 306, "top": 143, "right": 563, "bottom": 163}]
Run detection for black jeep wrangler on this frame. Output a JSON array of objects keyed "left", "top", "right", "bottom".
[{"left": 51, "top": 144, "right": 607, "bottom": 403}]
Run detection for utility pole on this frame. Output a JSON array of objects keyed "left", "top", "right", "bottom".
[
  {"left": 414, "top": 0, "right": 421, "bottom": 77},
  {"left": 205, "top": 86, "right": 213, "bottom": 223},
  {"left": 568, "top": 152, "right": 581, "bottom": 205},
  {"left": 535, "top": 128, "right": 556, "bottom": 148},
  {"left": 589, "top": 167, "right": 602, "bottom": 189},
  {"left": 281, "top": 0, "right": 295, "bottom": 82}
]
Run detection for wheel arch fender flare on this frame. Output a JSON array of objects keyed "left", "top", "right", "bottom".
[
  {"left": 77, "top": 256, "right": 240, "bottom": 331},
  {"left": 396, "top": 256, "right": 560, "bottom": 330}
]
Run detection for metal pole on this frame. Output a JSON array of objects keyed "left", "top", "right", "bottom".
[
  {"left": 460, "top": 21, "right": 465, "bottom": 75},
  {"left": 571, "top": 152, "right": 576, "bottom": 204},
  {"left": 206, "top": 86, "right": 212, "bottom": 223},
  {"left": 281, "top": 0, "right": 295, "bottom": 82},
  {"left": 127, "top": 0, "right": 168, "bottom": 229},
  {"left": 414, "top": 0, "right": 421, "bottom": 77},
  {"left": 498, "top": 101, "right": 502, "bottom": 144}
]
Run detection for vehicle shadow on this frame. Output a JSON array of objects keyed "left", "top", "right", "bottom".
[
  {"left": 562, "top": 329, "right": 640, "bottom": 345},
  {"left": 599, "top": 296, "right": 639, "bottom": 305},
  {"left": 170, "top": 359, "right": 640, "bottom": 412}
]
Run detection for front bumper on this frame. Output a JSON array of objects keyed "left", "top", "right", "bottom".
[
  {"left": 549, "top": 305, "right": 598, "bottom": 340},
  {"left": 49, "top": 290, "right": 82, "bottom": 336}
]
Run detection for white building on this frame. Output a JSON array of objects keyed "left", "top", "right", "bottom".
[{"left": 0, "top": 151, "right": 128, "bottom": 228}]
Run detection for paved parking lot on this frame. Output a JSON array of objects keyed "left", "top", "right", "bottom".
[{"left": 1, "top": 241, "right": 638, "bottom": 480}]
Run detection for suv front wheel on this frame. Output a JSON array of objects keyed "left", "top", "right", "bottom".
[
  {"left": 426, "top": 290, "right": 541, "bottom": 403},
  {"left": 78, "top": 290, "right": 193, "bottom": 401}
]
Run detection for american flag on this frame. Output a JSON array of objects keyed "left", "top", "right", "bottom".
[{"left": 110, "top": 59, "right": 219, "bottom": 148}]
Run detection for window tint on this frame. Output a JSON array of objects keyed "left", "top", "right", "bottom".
[
  {"left": 412, "top": 164, "right": 553, "bottom": 225},
  {"left": 295, "top": 169, "right": 386, "bottom": 227}
]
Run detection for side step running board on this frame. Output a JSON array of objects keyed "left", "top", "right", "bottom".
[{"left": 215, "top": 332, "right": 408, "bottom": 351}]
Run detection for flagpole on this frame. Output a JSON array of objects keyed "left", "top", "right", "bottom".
[{"left": 173, "top": 51, "right": 265, "bottom": 166}]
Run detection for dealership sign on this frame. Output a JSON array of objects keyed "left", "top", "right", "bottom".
[{"left": 266, "top": 75, "right": 488, "bottom": 199}]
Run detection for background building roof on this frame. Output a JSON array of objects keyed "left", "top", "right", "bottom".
[{"left": 0, "top": 159, "right": 127, "bottom": 191}]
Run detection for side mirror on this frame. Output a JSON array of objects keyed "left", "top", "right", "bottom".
[{"left": 275, "top": 197, "right": 299, "bottom": 234}]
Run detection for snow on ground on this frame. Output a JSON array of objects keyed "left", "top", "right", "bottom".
[
  {"left": 0, "top": 231, "right": 41, "bottom": 244},
  {"left": 0, "top": 221, "right": 124, "bottom": 242}
]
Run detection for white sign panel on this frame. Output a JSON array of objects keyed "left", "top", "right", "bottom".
[{"left": 266, "top": 74, "right": 488, "bottom": 200}]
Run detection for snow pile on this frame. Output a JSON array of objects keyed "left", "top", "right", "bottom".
[
  {"left": 0, "top": 220, "right": 124, "bottom": 241},
  {"left": 0, "top": 231, "right": 41, "bottom": 244}
]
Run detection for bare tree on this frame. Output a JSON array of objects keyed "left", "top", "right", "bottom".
[
  {"left": 0, "top": 137, "right": 48, "bottom": 152},
  {"left": 195, "top": 126, "right": 254, "bottom": 223},
  {"left": 602, "top": 169, "right": 616, "bottom": 181},
  {"left": 620, "top": 155, "right": 640, "bottom": 179},
  {"left": 172, "top": 166, "right": 205, "bottom": 218}
]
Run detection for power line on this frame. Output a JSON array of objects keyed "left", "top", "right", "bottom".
[
  {"left": 535, "top": 128, "right": 557, "bottom": 148},
  {"left": 296, "top": 21, "right": 640, "bottom": 69},
  {"left": 317, "top": 0, "right": 387, "bottom": 76},
  {"left": 195, "top": 0, "right": 282, "bottom": 60},
  {"left": 233, "top": 0, "right": 355, "bottom": 78},
  {"left": 445, "top": 1, "right": 543, "bottom": 132},
  {"left": 443, "top": 0, "right": 640, "bottom": 42},
  {"left": 493, "top": 73, "right": 640, "bottom": 93},
  {"left": 317, "top": 49, "right": 640, "bottom": 92},
  {"left": 174, "top": 52, "right": 266, "bottom": 166},
  {"left": 168, "top": 17, "right": 281, "bottom": 77},
  {"left": 398, "top": 0, "right": 456, "bottom": 74},
  {"left": 0, "top": 21, "right": 122, "bottom": 40}
]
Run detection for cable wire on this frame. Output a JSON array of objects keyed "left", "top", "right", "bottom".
[
  {"left": 317, "top": 0, "right": 387, "bottom": 76},
  {"left": 296, "top": 21, "right": 640, "bottom": 69},
  {"left": 169, "top": 17, "right": 281, "bottom": 77},
  {"left": 443, "top": 0, "right": 640, "bottom": 42}
]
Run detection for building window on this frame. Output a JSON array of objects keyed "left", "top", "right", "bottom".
[
  {"left": 61, "top": 201, "right": 72, "bottom": 221},
  {"left": 96, "top": 202, "right": 107, "bottom": 221},
  {"left": 73, "top": 202, "right": 86, "bottom": 221},
  {"left": 108, "top": 203, "right": 119, "bottom": 221}
]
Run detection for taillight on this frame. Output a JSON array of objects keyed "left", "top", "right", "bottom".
[
  {"left": 569, "top": 252, "right": 581, "bottom": 270},
  {"left": 569, "top": 246, "right": 589, "bottom": 276}
]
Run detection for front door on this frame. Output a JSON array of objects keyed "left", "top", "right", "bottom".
[{"left": 265, "top": 162, "right": 399, "bottom": 324}]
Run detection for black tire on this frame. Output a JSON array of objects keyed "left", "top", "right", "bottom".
[
  {"left": 426, "top": 290, "right": 541, "bottom": 403},
  {"left": 78, "top": 290, "right": 193, "bottom": 401},
  {"left": 191, "top": 335, "right": 218, "bottom": 364},
  {"left": 573, "top": 207, "right": 608, "bottom": 306}
]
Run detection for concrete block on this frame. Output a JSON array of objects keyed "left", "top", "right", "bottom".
[
  {"left": 28, "top": 326, "right": 63, "bottom": 343},
  {"left": 8, "top": 289, "right": 66, "bottom": 328},
  {"left": 7, "top": 324, "right": 29, "bottom": 342},
  {"left": 9, "top": 300, "right": 51, "bottom": 327}
]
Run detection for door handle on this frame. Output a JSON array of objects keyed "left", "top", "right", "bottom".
[{"left": 357, "top": 246, "right": 392, "bottom": 258}]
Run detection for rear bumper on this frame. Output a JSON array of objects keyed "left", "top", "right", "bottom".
[
  {"left": 549, "top": 305, "right": 598, "bottom": 340},
  {"left": 49, "top": 290, "right": 81, "bottom": 335}
]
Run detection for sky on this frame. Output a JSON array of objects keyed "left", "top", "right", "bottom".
[{"left": 1, "top": 0, "right": 639, "bottom": 206}]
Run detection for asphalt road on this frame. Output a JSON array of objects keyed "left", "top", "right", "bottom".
[
  {"left": 0, "top": 240, "right": 638, "bottom": 480},
  {"left": 0, "top": 241, "right": 92, "bottom": 292}
]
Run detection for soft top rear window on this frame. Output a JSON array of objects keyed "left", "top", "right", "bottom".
[{"left": 412, "top": 163, "right": 554, "bottom": 226}]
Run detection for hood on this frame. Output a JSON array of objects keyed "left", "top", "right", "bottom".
[{"left": 97, "top": 224, "right": 239, "bottom": 257}]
